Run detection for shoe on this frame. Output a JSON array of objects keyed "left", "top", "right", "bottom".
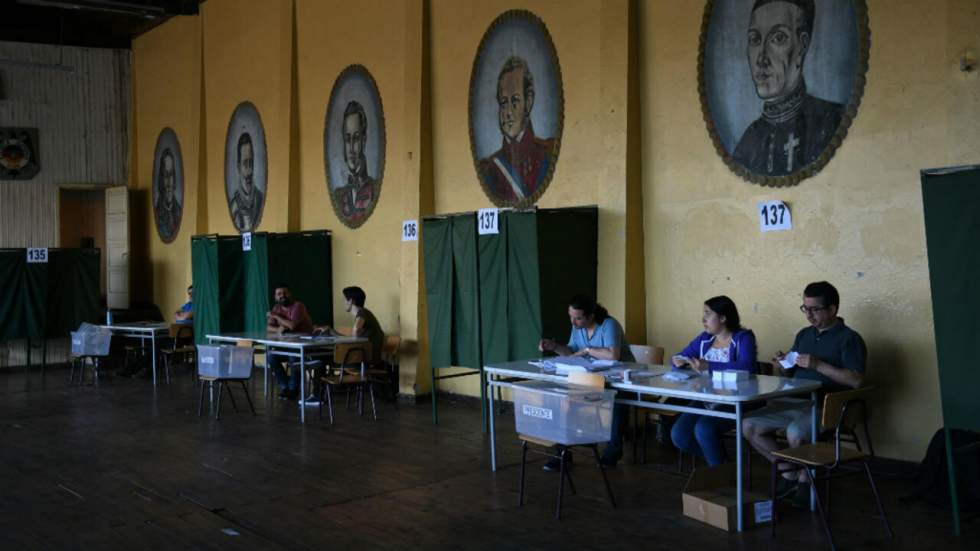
[
  {"left": 299, "top": 394, "right": 321, "bottom": 407},
  {"left": 542, "top": 451, "right": 573, "bottom": 472},
  {"left": 791, "top": 482, "right": 812, "bottom": 509},
  {"left": 775, "top": 476, "right": 798, "bottom": 500},
  {"left": 278, "top": 389, "right": 296, "bottom": 400}
]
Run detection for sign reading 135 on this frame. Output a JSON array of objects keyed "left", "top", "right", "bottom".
[{"left": 26, "top": 247, "right": 49, "bottom": 263}]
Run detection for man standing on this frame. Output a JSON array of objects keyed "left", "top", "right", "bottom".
[
  {"left": 154, "top": 148, "right": 181, "bottom": 241},
  {"left": 742, "top": 281, "right": 866, "bottom": 505},
  {"left": 267, "top": 284, "right": 314, "bottom": 399},
  {"left": 478, "top": 56, "right": 555, "bottom": 204},
  {"left": 334, "top": 101, "right": 378, "bottom": 226},
  {"left": 230, "top": 132, "right": 264, "bottom": 232},
  {"left": 733, "top": 0, "right": 843, "bottom": 176}
]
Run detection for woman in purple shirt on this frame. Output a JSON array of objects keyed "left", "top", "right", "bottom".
[{"left": 670, "top": 295, "right": 757, "bottom": 466}]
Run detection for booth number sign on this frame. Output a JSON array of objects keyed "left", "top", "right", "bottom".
[
  {"left": 26, "top": 248, "right": 49, "bottom": 263},
  {"left": 758, "top": 201, "right": 793, "bottom": 232}
]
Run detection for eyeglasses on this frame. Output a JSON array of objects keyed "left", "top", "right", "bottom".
[{"left": 800, "top": 305, "right": 828, "bottom": 314}]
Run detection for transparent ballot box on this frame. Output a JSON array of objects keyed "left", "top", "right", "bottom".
[
  {"left": 70, "top": 327, "right": 112, "bottom": 356},
  {"left": 511, "top": 380, "right": 616, "bottom": 446},
  {"left": 197, "top": 345, "right": 254, "bottom": 379}
]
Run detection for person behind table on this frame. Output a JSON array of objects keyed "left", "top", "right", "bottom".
[
  {"left": 267, "top": 283, "right": 314, "bottom": 399},
  {"left": 670, "top": 296, "right": 757, "bottom": 467},
  {"left": 742, "top": 281, "right": 866, "bottom": 506},
  {"left": 314, "top": 286, "right": 385, "bottom": 362},
  {"left": 174, "top": 285, "right": 193, "bottom": 324},
  {"left": 538, "top": 294, "right": 634, "bottom": 469}
]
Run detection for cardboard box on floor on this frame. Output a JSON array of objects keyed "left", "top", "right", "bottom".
[{"left": 682, "top": 463, "right": 773, "bottom": 531}]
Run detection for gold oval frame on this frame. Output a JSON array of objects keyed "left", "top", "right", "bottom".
[
  {"left": 323, "top": 64, "right": 386, "bottom": 229},
  {"left": 697, "top": 0, "right": 871, "bottom": 187},
  {"left": 468, "top": 9, "right": 564, "bottom": 208}
]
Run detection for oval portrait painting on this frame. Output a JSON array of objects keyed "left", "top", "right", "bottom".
[
  {"left": 699, "top": 0, "right": 869, "bottom": 186},
  {"left": 224, "top": 101, "right": 268, "bottom": 233},
  {"left": 469, "top": 10, "right": 564, "bottom": 208},
  {"left": 324, "top": 64, "right": 385, "bottom": 229},
  {"left": 152, "top": 127, "right": 184, "bottom": 243}
]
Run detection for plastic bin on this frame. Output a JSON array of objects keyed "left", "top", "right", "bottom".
[
  {"left": 511, "top": 380, "right": 616, "bottom": 446},
  {"left": 70, "top": 329, "right": 112, "bottom": 356},
  {"left": 197, "top": 345, "right": 254, "bottom": 379}
]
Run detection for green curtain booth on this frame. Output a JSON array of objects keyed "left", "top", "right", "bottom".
[
  {"left": 422, "top": 206, "right": 598, "bottom": 369},
  {"left": 191, "top": 231, "right": 333, "bottom": 344},
  {"left": 921, "top": 166, "right": 980, "bottom": 534},
  {"left": 0, "top": 248, "right": 100, "bottom": 342}
]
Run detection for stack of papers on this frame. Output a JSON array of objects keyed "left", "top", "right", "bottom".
[
  {"left": 779, "top": 351, "right": 799, "bottom": 370},
  {"left": 663, "top": 370, "right": 693, "bottom": 382},
  {"left": 531, "top": 357, "right": 620, "bottom": 373}
]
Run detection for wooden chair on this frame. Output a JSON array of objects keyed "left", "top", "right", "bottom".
[
  {"left": 518, "top": 371, "right": 617, "bottom": 519},
  {"left": 366, "top": 335, "right": 400, "bottom": 402},
  {"left": 627, "top": 344, "right": 683, "bottom": 465},
  {"left": 319, "top": 342, "right": 375, "bottom": 424},
  {"left": 770, "top": 387, "right": 892, "bottom": 550},
  {"left": 629, "top": 344, "right": 665, "bottom": 365},
  {"left": 160, "top": 324, "right": 195, "bottom": 383},
  {"left": 197, "top": 341, "right": 257, "bottom": 420}
]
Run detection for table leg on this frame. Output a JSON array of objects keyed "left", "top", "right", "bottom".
[
  {"left": 736, "top": 402, "right": 744, "bottom": 532},
  {"left": 811, "top": 390, "right": 818, "bottom": 511},
  {"left": 151, "top": 332, "right": 158, "bottom": 385},
  {"left": 299, "top": 353, "right": 306, "bottom": 423},
  {"left": 264, "top": 348, "right": 269, "bottom": 399},
  {"left": 488, "top": 375, "right": 497, "bottom": 472}
]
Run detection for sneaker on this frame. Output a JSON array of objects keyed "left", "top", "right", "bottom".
[
  {"left": 791, "top": 482, "right": 812, "bottom": 509},
  {"left": 299, "top": 394, "right": 321, "bottom": 407},
  {"left": 542, "top": 452, "right": 573, "bottom": 472}
]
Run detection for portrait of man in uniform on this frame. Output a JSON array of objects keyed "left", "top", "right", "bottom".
[
  {"left": 224, "top": 101, "right": 268, "bottom": 233},
  {"left": 469, "top": 10, "right": 563, "bottom": 207},
  {"left": 698, "top": 0, "right": 868, "bottom": 185},
  {"left": 229, "top": 132, "right": 264, "bottom": 233},
  {"left": 152, "top": 127, "right": 183, "bottom": 243},
  {"left": 477, "top": 56, "right": 555, "bottom": 204},
  {"left": 333, "top": 101, "right": 377, "bottom": 226},
  {"left": 154, "top": 148, "right": 180, "bottom": 241},
  {"left": 324, "top": 64, "right": 385, "bottom": 229}
]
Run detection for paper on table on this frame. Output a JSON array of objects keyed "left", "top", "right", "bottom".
[
  {"left": 779, "top": 351, "right": 799, "bottom": 370},
  {"left": 663, "top": 370, "right": 693, "bottom": 382}
]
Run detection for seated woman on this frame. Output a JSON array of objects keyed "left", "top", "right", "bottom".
[
  {"left": 670, "top": 295, "right": 757, "bottom": 467},
  {"left": 539, "top": 294, "right": 634, "bottom": 469}
]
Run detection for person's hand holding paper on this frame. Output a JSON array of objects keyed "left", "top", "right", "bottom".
[{"left": 777, "top": 350, "right": 799, "bottom": 370}]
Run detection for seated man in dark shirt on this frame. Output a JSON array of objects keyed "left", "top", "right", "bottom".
[{"left": 742, "top": 281, "right": 866, "bottom": 505}]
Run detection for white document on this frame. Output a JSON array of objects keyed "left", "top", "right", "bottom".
[
  {"left": 779, "top": 351, "right": 799, "bottom": 370},
  {"left": 663, "top": 370, "right": 693, "bottom": 382}
]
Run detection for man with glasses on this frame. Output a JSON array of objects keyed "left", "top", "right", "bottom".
[{"left": 742, "top": 281, "right": 866, "bottom": 506}]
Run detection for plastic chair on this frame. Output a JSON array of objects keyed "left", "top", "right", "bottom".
[
  {"left": 518, "top": 371, "right": 617, "bottom": 519},
  {"left": 770, "top": 387, "right": 891, "bottom": 550},
  {"left": 319, "top": 342, "right": 375, "bottom": 424}
]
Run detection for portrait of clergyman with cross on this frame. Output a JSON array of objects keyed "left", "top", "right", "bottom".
[{"left": 698, "top": 0, "right": 869, "bottom": 186}]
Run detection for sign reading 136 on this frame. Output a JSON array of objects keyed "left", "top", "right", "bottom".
[{"left": 402, "top": 220, "right": 419, "bottom": 242}]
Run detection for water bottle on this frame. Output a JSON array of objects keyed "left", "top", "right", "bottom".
[{"left": 106, "top": 309, "right": 113, "bottom": 326}]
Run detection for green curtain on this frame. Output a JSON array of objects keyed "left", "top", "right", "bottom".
[
  {"left": 46, "top": 249, "right": 100, "bottom": 337},
  {"left": 267, "top": 231, "right": 333, "bottom": 325},
  {"left": 217, "top": 236, "right": 245, "bottom": 333},
  {"left": 506, "top": 211, "right": 542, "bottom": 360},
  {"left": 191, "top": 236, "right": 220, "bottom": 344},
  {"left": 478, "top": 211, "right": 509, "bottom": 364},
  {"left": 423, "top": 218, "right": 453, "bottom": 368},
  {"left": 537, "top": 206, "right": 599, "bottom": 344},
  {"left": 0, "top": 249, "right": 47, "bottom": 340},
  {"left": 922, "top": 168, "right": 980, "bottom": 431},
  {"left": 243, "top": 232, "right": 269, "bottom": 333},
  {"left": 451, "top": 214, "right": 481, "bottom": 369}
]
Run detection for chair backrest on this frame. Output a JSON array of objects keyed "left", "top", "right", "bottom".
[
  {"left": 383, "top": 335, "right": 401, "bottom": 365},
  {"left": 821, "top": 386, "right": 874, "bottom": 433},
  {"left": 236, "top": 339, "right": 254, "bottom": 348},
  {"left": 629, "top": 344, "right": 665, "bottom": 365},
  {"left": 335, "top": 342, "right": 372, "bottom": 365},
  {"left": 335, "top": 326, "right": 353, "bottom": 337},
  {"left": 567, "top": 371, "right": 605, "bottom": 389}
]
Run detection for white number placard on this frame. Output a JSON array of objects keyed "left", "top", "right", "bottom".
[
  {"left": 758, "top": 201, "right": 792, "bottom": 232},
  {"left": 242, "top": 232, "right": 252, "bottom": 251},
  {"left": 26, "top": 247, "right": 48, "bottom": 263},
  {"left": 477, "top": 208, "right": 499, "bottom": 235},
  {"left": 402, "top": 220, "right": 419, "bottom": 242}
]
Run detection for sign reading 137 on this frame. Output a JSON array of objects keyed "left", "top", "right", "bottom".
[
  {"left": 758, "top": 200, "right": 792, "bottom": 233},
  {"left": 477, "top": 208, "right": 499, "bottom": 235}
]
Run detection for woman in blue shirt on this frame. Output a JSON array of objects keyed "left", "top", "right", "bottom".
[
  {"left": 539, "top": 294, "right": 633, "bottom": 469},
  {"left": 670, "top": 295, "right": 756, "bottom": 466}
]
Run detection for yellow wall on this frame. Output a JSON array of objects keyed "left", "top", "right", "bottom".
[
  {"left": 132, "top": 15, "right": 201, "bottom": 318},
  {"left": 640, "top": 0, "right": 979, "bottom": 460},
  {"left": 130, "top": 0, "right": 980, "bottom": 460}
]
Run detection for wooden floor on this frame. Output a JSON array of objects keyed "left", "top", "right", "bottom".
[{"left": 0, "top": 365, "right": 976, "bottom": 550}]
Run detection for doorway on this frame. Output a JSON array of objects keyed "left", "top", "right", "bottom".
[{"left": 59, "top": 188, "right": 106, "bottom": 298}]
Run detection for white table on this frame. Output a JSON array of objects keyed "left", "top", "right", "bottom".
[
  {"left": 205, "top": 332, "right": 368, "bottom": 423},
  {"left": 101, "top": 322, "right": 169, "bottom": 385},
  {"left": 484, "top": 360, "right": 822, "bottom": 532}
]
